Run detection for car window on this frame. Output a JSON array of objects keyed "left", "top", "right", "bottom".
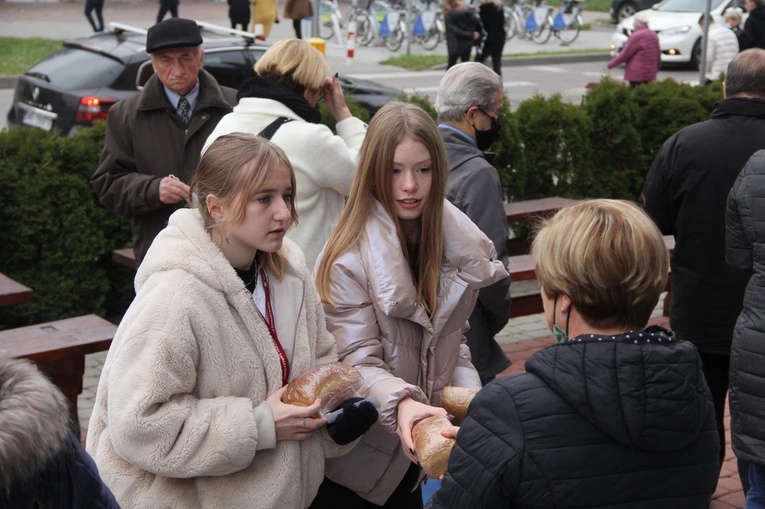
[
  {"left": 25, "top": 47, "right": 124, "bottom": 89},
  {"left": 654, "top": 0, "right": 730, "bottom": 11},
  {"left": 203, "top": 48, "right": 265, "bottom": 89}
]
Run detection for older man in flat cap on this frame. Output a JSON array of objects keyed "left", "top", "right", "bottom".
[{"left": 91, "top": 18, "right": 237, "bottom": 267}]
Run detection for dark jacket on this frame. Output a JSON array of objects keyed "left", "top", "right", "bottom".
[
  {"left": 445, "top": 7, "right": 482, "bottom": 57},
  {"left": 440, "top": 126, "right": 511, "bottom": 381},
  {"left": 478, "top": 2, "right": 505, "bottom": 53},
  {"left": 725, "top": 149, "right": 765, "bottom": 466},
  {"left": 0, "top": 358, "right": 119, "bottom": 509},
  {"left": 429, "top": 326, "right": 720, "bottom": 509},
  {"left": 91, "top": 70, "right": 237, "bottom": 267},
  {"left": 228, "top": 0, "right": 251, "bottom": 25},
  {"left": 740, "top": 5, "right": 765, "bottom": 49},
  {"left": 641, "top": 98, "right": 765, "bottom": 355}
]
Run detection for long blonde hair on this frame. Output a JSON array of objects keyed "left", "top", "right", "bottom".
[
  {"left": 191, "top": 133, "right": 298, "bottom": 279},
  {"left": 315, "top": 102, "right": 447, "bottom": 314}
]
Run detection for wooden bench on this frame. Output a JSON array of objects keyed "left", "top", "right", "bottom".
[
  {"left": 0, "top": 273, "right": 33, "bottom": 307},
  {"left": 113, "top": 247, "right": 137, "bottom": 270},
  {"left": 505, "top": 197, "right": 579, "bottom": 256},
  {"left": 0, "top": 314, "right": 117, "bottom": 432},
  {"left": 507, "top": 235, "right": 675, "bottom": 319}
]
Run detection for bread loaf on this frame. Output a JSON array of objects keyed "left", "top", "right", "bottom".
[
  {"left": 442, "top": 386, "right": 478, "bottom": 422},
  {"left": 412, "top": 415, "right": 455, "bottom": 478},
  {"left": 282, "top": 363, "right": 363, "bottom": 415}
]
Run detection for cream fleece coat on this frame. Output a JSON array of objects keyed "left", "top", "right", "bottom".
[
  {"left": 86, "top": 208, "right": 349, "bottom": 509},
  {"left": 203, "top": 97, "right": 367, "bottom": 270},
  {"left": 318, "top": 199, "right": 510, "bottom": 505}
]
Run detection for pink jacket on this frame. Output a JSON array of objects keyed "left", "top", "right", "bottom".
[{"left": 608, "top": 24, "right": 661, "bottom": 83}]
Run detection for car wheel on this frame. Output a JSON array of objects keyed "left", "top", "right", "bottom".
[
  {"left": 689, "top": 38, "right": 702, "bottom": 69},
  {"left": 616, "top": 2, "right": 638, "bottom": 21}
]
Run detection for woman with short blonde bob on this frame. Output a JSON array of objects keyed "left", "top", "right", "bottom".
[
  {"left": 204, "top": 38, "right": 367, "bottom": 270},
  {"left": 311, "top": 102, "right": 509, "bottom": 508},
  {"left": 429, "top": 199, "right": 721, "bottom": 509},
  {"left": 87, "top": 133, "right": 373, "bottom": 509}
]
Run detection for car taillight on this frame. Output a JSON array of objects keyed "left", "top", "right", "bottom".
[{"left": 75, "top": 96, "right": 117, "bottom": 123}]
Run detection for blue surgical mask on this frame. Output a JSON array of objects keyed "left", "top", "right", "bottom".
[{"left": 723, "top": 22, "right": 732, "bottom": 28}]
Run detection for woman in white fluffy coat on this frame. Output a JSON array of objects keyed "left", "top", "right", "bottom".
[
  {"left": 203, "top": 38, "right": 367, "bottom": 270},
  {"left": 87, "top": 134, "right": 357, "bottom": 509},
  {"left": 312, "top": 103, "right": 510, "bottom": 507}
]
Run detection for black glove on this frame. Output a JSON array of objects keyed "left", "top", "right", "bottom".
[{"left": 327, "top": 397, "right": 379, "bottom": 445}]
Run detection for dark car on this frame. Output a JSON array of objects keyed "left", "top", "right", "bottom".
[
  {"left": 7, "top": 22, "right": 401, "bottom": 136},
  {"left": 610, "top": 0, "right": 661, "bottom": 21}
]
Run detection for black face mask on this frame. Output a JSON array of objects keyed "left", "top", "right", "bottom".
[{"left": 475, "top": 117, "right": 502, "bottom": 151}]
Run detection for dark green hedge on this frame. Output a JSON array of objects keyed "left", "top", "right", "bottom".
[
  {"left": 0, "top": 77, "right": 722, "bottom": 328},
  {"left": 0, "top": 123, "right": 132, "bottom": 329}
]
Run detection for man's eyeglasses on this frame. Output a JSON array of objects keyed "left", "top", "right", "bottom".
[{"left": 477, "top": 107, "right": 506, "bottom": 124}]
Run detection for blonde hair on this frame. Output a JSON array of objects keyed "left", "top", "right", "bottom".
[
  {"left": 254, "top": 38, "right": 328, "bottom": 94},
  {"left": 724, "top": 7, "right": 743, "bottom": 23},
  {"left": 315, "top": 102, "right": 447, "bottom": 314},
  {"left": 191, "top": 133, "right": 299, "bottom": 279},
  {"left": 531, "top": 199, "right": 668, "bottom": 331}
]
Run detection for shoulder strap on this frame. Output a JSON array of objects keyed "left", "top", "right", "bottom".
[{"left": 257, "top": 116, "right": 294, "bottom": 140}]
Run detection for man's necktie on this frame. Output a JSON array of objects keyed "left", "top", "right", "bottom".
[{"left": 177, "top": 97, "right": 191, "bottom": 127}]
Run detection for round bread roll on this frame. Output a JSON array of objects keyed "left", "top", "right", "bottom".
[
  {"left": 412, "top": 415, "right": 455, "bottom": 479},
  {"left": 442, "top": 386, "right": 479, "bottom": 421},
  {"left": 282, "top": 362, "right": 362, "bottom": 415}
]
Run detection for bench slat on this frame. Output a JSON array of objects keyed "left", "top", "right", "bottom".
[{"left": 0, "top": 314, "right": 116, "bottom": 362}]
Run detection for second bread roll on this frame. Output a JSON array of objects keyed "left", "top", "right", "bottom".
[
  {"left": 412, "top": 415, "right": 455, "bottom": 479},
  {"left": 442, "top": 386, "right": 479, "bottom": 422}
]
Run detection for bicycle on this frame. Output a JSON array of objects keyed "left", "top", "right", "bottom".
[
  {"left": 550, "top": 0, "right": 583, "bottom": 44},
  {"left": 318, "top": 0, "right": 376, "bottom": 45},
  {"left": 524, "top": 0, "right": 583, "bottom": 45},
  {"left": 410, "top": 0, "right": 444, "bottom": 50},
  {"left": 502, "top": 0, "right": 534, "bottom": 40},
  {"left": 379, "top": 6, "right": 407, "bottom": 51}
]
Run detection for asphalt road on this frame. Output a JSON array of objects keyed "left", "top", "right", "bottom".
[{"left": 0, "top": 59, "right": 704, "bottom": 130}]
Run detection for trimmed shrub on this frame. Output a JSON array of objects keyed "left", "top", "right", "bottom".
[
  {"left": 582, "top": 78, "right": 646, "bottom": 200},
  {"left": 0, "top": 124, "right": 131, "bottom": 329},
  {"left": 631, "top": 79, "right": 711, "bottom": 168},
  {"left": 514, "top": 94, "right": 593, "bottom": 200}
]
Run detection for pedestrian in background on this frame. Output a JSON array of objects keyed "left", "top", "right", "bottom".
[
  {"left": 156, "top": 0, "right": 179, "bottom": 23},
  {"left": 700, "top": 14, "right": 739, "bottom": 84},
  {"left": 84, "top": 0, "right": 105, "bottom": 32},
  {"left": 284, "top": 0, "right": 313, "bottom": 39},
  {"left": 250, "top": 0, "right": 279, "bottom": 39},
  {"left": 311, "top": 101, "right": 508, "bottom": 508},
  {"left": 475, "top": 0, "right": 505, "bottom": 76},
  {"left": 228, "top": 0, "right": 251, "bottom": 31},
  {"left": 740, "top": 0, "right": 765, "bottom": 49},
  {"left": 607, "top": 11, "right": 661, "bottom": 86},
  {"left": 444, "top": 0, "right": 482, "bottom": 69},
  {"left": 724, "top": 7, "right": 744, "bottom": 40}
]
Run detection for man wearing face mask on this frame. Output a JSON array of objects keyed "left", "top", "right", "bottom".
[{"left": 435, "top": 62, "right": 511, "bottom": 386}]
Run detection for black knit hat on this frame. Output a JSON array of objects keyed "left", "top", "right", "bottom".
[{"left": 146, "top": 18, "right": 203, "bottom": 53}]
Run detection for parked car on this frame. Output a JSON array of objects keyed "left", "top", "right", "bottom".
[
  {"left": 6, "top": 22, "right": 401, "bottom": 136},
  {"left": 611, "top": 0, "right": 661, "bottom": 23},
  {"left": 610, "top": 0, "right": 743, "bottom": 68}
]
